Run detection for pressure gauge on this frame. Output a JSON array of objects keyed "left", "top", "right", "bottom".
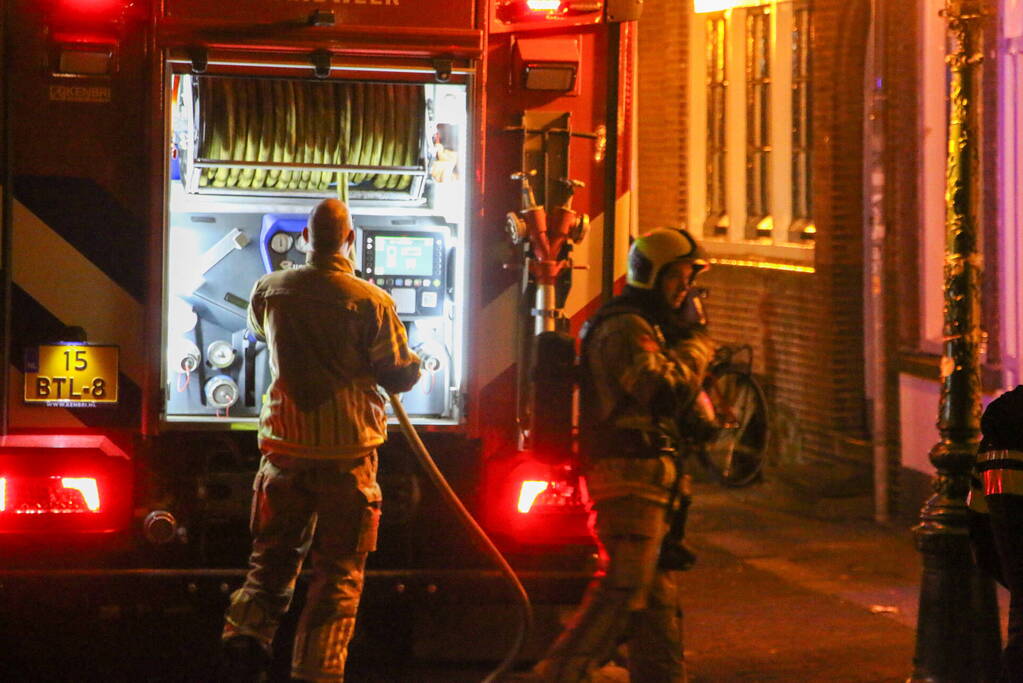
[
  {"left": 205, "top": 375, "right": 239, "bottom": 409},
  {"left": 170, "top": 339, "right": 201, "bottom": 374},
  {"left": 294, "top": 233, "right": 311, "bottom": 253},
  {"left": 206, "top": 340, "right": 236, "bottom": 369},
  {"left": 181, "top": 348, "right": 200, "bottom": 373},
  {"left": 270, "top": 232, "right": 294, "bottom": 254}
]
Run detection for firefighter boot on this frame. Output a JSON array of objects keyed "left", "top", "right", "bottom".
[
  {"left": 218, "top": 634, "right": 272, "bottom": 683},
  {"left": 657, "top": 491, "right": 697, "bottom": 571}
]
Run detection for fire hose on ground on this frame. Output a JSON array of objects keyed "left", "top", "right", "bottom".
[{"left": 388, "top": 392, "right": 534, "bottom": 683}]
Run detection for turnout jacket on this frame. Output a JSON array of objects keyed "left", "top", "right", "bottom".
[
  {"left": 580, "top": 289, "right": 716, "bottom": 506},
  {"left": 248, "top": 251, "right": 421, "bottom": 459}
]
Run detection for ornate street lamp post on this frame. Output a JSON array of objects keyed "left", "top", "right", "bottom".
[{"left": 909, "top": 0, "right": 1001, "bottom": 680}]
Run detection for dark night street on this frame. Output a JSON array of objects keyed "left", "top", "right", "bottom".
[{"left": 1, "top": 483, "right": 983, "bottom": 683}]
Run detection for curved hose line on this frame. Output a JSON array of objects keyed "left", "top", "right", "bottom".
[{"left": 388, "top": 392, "right": 533, "bottom": 683}]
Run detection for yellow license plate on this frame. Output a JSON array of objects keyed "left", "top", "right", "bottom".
[{"left": 24, "top": 344, "right": 119, "bottom": 405}]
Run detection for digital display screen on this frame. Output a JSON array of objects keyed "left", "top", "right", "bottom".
[{"left": 374, "top": 236, "right": 435, "bottom": 276}]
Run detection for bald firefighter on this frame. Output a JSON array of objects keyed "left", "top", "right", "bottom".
[
  {"left": 220, "top": 199, "right": 421, "bottom": 683},
  {"left": 527, "top": 228, "right": 718, "bottom": 683}
]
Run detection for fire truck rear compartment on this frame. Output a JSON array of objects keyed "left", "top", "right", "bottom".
[
  {"left": 164, "top": 73, "right": 467, "bottom": 426},
  {"left": 150, "top": 70, "right": 472, "bottom": 568}
]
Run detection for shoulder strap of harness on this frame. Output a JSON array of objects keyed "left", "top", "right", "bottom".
[{"left": 579, "top": 303, "right": 669, "bottom": 434}]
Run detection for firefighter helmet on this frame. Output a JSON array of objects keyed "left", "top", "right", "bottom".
[{"left": 626, "top": 228, "right": 709, "bottom": 290}]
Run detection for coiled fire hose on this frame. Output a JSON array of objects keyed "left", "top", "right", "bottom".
[
  {"left": 196, "top": 78, "right": 423, "bottom": 196},
  {"left": 388, "top": 393, "right": 534, "bottom": 683}
]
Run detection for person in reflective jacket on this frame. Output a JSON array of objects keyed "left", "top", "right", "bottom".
[
  {"left": 968, "top": 385, "right": 1023, "bottom": 682},
  {"left": 528, "top": 227, "right": 717, "bottom": 683},
  {"left": 219, "top": 199, "right": 420, "bottom": 683}
]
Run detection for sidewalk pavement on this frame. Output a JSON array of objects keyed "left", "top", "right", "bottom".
[{"left": 678, "top": 482, "right": 1006, "bottom": 682}]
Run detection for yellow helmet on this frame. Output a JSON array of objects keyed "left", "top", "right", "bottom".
[{"left": 626, "top": 228, "right": 709, "bottom": 290}]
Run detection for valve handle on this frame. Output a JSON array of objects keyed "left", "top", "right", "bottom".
[
  {"left": 511, "top": 170, "right": 539, "bottom": 209},
  {"left": 557, "top": 177, "right": 585, "bottom": 210}
]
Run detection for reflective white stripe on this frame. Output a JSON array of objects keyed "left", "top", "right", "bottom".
[
  {"left": 976, "top": 449, "right": 1023, "bottom": 464},
  {"left": 475, "top": 196, "right": 631, "bottom": 394},
  {"left": 562, "top": 193, "right": 632, "bottom": 318},
  {"left": 12, "top": 200, "right": 145, "bottom": 384},
  {"left": 476, "top": 283, "right": 517, "bottom": 390}
]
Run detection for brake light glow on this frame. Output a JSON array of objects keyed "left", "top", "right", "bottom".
[
  {"left": 526, "top": 0, "right": 561, "bottom": 9},
  {"left": 62, "top": 478, "right": 101, "bottom": 512},
  {"left": 0, "top": 475, "right": 101, "bottom": 514},
  {"left": 57, "top": 0, "right": 124, "bottom": 15},
  {"left": 518, "top": 481, "right": 550, "bottom": 513}
]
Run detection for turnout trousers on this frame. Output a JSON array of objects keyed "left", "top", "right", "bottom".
[
  {"left": 223, "top": 451, "right": 381, "bottom": 683},
  {"left": 988, "top": 494, "right": 1023, "bottom": 682},
  {"left": 536, "top": 495, "right": 686, "bottom": 682}
]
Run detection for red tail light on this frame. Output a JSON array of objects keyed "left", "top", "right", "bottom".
[
  {"left": 62, "top": 478, "right": 102, "bottom": 512},
  {"left": 517, "top": 481, "right": 550, "bottom": 513},
  {"left": 56, "top": 0, "right": 125, "bottom": 17},
  {"left": 0, "top": 435, "right": 131, "bottom": 535},
  {"left": 481, "top": 450, "right": 595, "bottom": 551},
  {"left": 0, "top": 475, "right": 101, "bottom": 515},
  {"left": 517, "top": 479, "right": 586, "bottom": 514}
]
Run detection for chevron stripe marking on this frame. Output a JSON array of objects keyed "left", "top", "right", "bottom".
[{"left": 13, "top": 200, "right": 145, "bottom": 385}]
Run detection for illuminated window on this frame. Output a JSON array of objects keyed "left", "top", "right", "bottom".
[
  {"left": 688, "top": 2, "right": 815, "bottom": 255},
  {"left": 705, "top": 13, "right": 729, "bottom": 236},
  {"left": 745, "top": 5, "right": 772, "bottom": 240},
  {"left": 790, "top": 1, "right": 814, "bottom": 241}
]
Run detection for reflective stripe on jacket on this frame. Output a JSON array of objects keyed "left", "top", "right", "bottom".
[
  {"left": 248, "top": 251, "right": 420, "bottom": 458},
  {"left": 975, "top": 449, "right": 1023, "bottom": 498}
]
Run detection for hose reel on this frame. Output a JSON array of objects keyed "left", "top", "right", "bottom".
[{"left": 187, "top": 77, "right": 426, "bottom": 199}]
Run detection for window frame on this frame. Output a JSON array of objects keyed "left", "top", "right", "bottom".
[
  {"left": 687, "top": 1, "right": 815, "bottom": 265},
  {"left": 704, "top": 12, "right": 730, "bottom": 236},
  {"left": 744, "top": 4, "right": 773, "bottom": 240},
  {"left": 789, "top": 0, "right": 814, "bottom": 242}
]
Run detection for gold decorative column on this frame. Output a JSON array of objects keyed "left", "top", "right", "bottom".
[{"left": 909, "top": 0, "right": 1001, "bottom": 680}]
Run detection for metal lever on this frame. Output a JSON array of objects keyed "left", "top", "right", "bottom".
[
  {"left": 558, "top": 177, "right": 586, "bottom": 209},
  {"left": 511, "top": 170, "right": 539, "bottom": 210}
]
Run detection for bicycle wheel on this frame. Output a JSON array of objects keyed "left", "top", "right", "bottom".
[{"left": 702, "top": 368, "right": 769, "bottom": 487}]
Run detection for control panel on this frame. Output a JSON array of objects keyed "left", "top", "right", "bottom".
[
  {"left": 164, "top": 211, "right": 457, "bottom": 422},
  {"left": 358, "top": 219, "right": 447, "bottom": 318}
]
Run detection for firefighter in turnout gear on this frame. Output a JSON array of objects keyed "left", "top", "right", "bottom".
[
  {"left": 968, "top": 386, "right": 1023, "bottom": 682},
  {"left": 220, "top": 199, "right": 421, "bottom": 683},
  {"left": 529, "top": 228, "right": 717, "bottom": 682}
]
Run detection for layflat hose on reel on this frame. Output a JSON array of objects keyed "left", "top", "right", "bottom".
[
  {"left": 388, "top": 393, "right": 533, "bottom": 683},
  {"left": 196, "top": 77, "right": 423, "bottom": 196}
]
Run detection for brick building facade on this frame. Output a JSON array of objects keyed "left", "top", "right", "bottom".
[{"left": 635, "top": 0, "right": 1015, "bottom": 518}]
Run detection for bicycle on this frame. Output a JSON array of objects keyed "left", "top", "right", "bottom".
[{"left": 697, "top": 343, "right": 770, "bottom": 487}]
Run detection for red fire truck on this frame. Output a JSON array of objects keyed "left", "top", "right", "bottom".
[{"left": 0, "top": 0, "right": 639, "bottom": 657}]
